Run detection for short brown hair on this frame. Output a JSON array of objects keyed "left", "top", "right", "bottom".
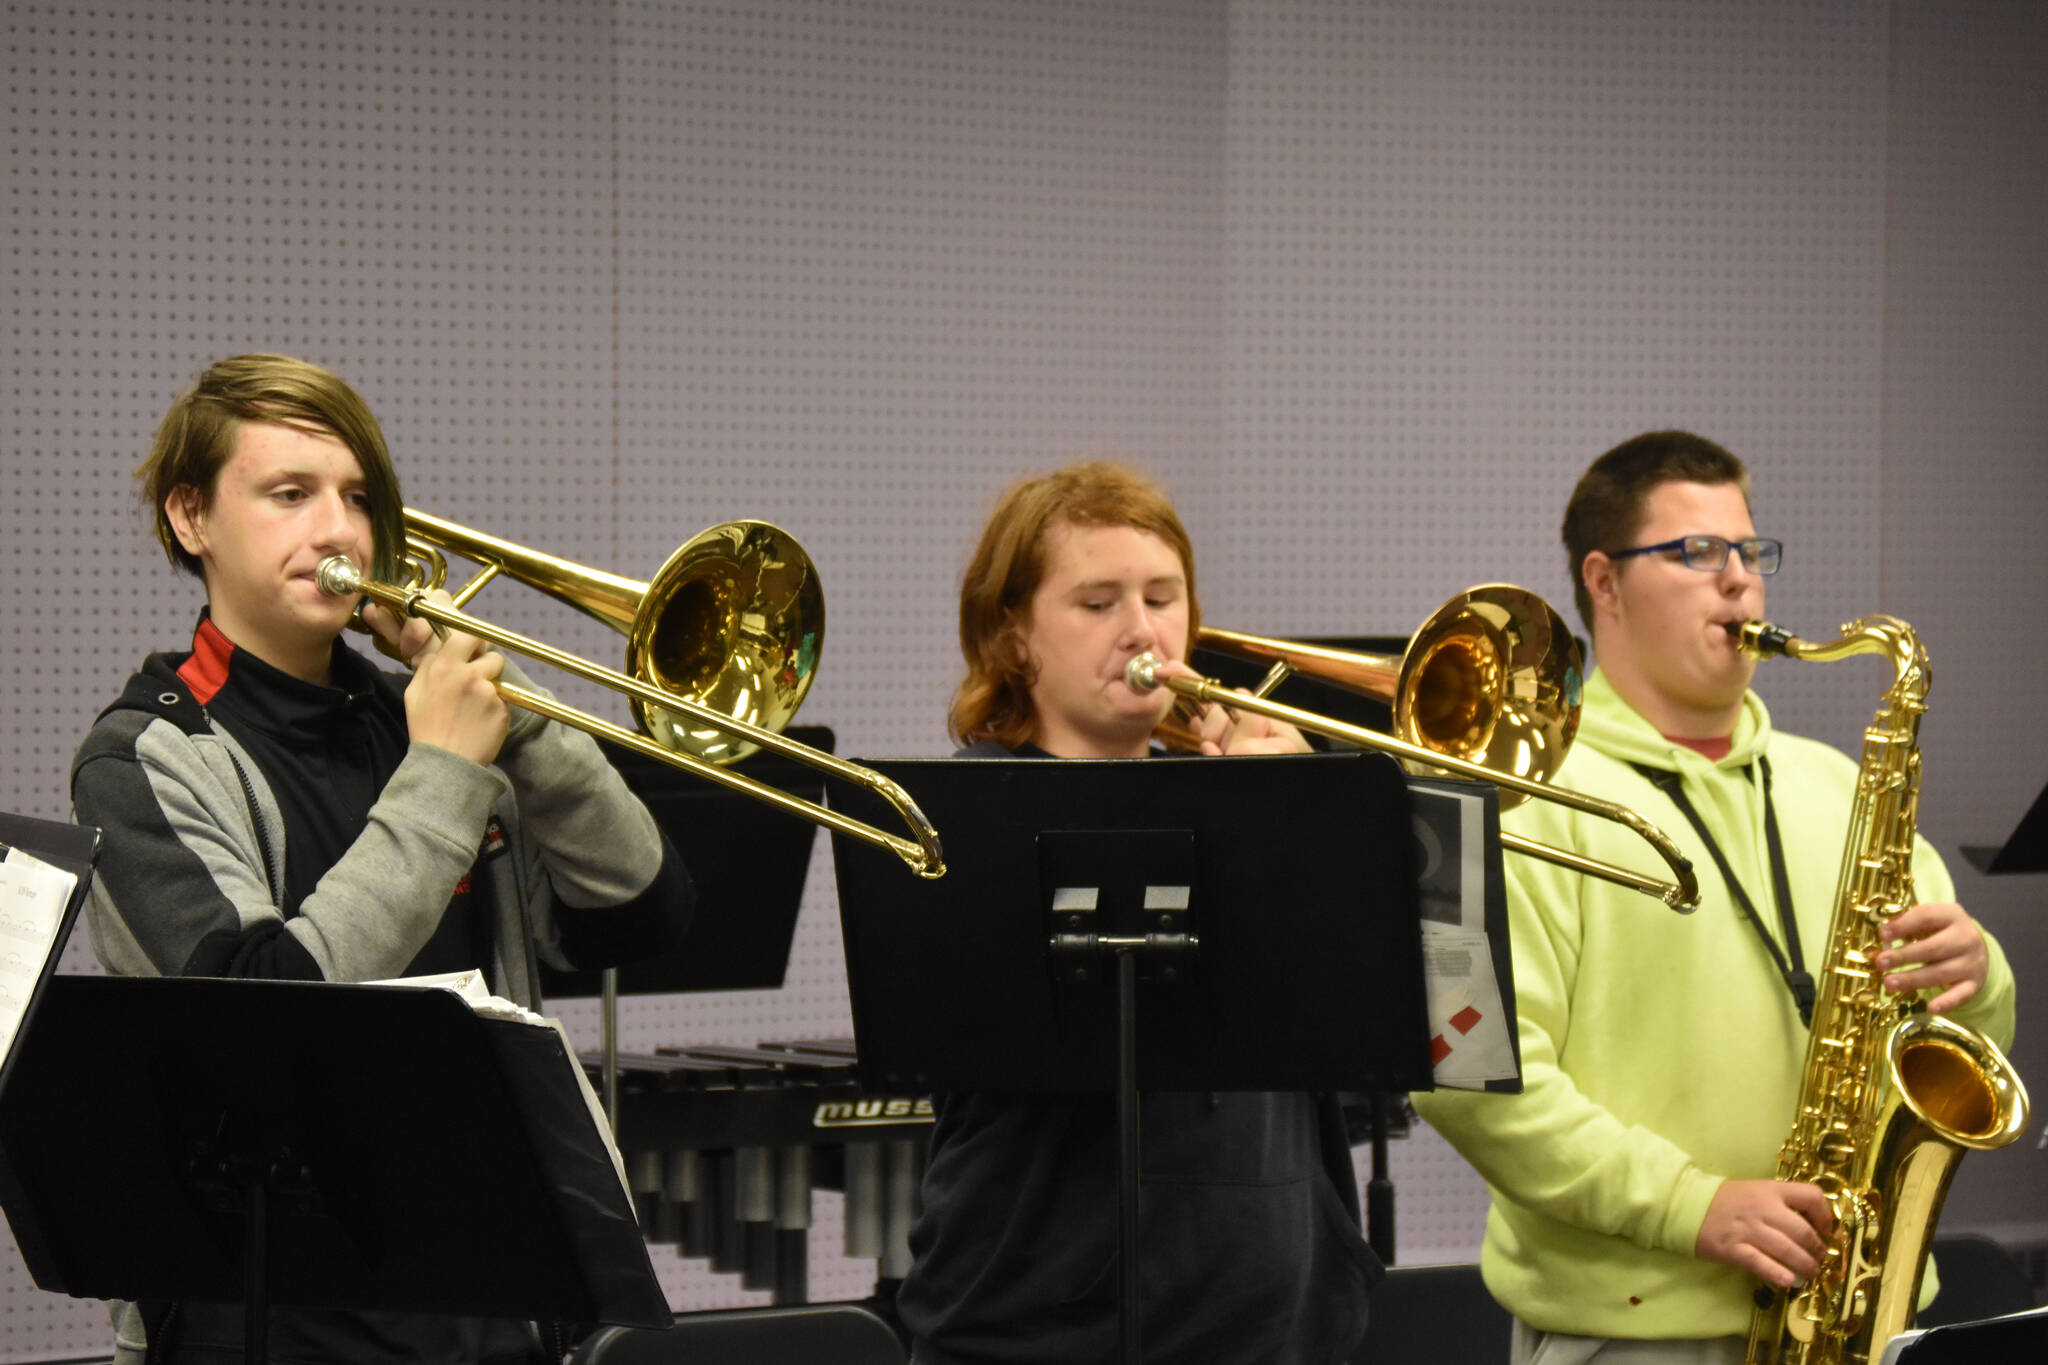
[
  {"left": 950, "top": 460, "right": 1200, "bottom": 749},
  {"left": 138, "top": 354, "right": 404, "bottom": 582},
  {"left": 1562, "top": 431, "right": 1750, "bottom": 630}
]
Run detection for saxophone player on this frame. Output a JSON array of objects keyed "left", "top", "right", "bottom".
[{"left": 1411, "top": 431, "right": 2017, "bottom": 1365}]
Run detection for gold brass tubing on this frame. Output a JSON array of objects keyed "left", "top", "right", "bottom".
[
  {"left": 318, "top": 557, "right": 945, "bottom": 879},
  {"left": 1127, "top": 654, "right": 1699, "bottom": 911}
]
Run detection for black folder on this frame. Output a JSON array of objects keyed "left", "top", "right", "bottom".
[{"left": 0, "top": 811, "right": 100, "bottom": 1103}]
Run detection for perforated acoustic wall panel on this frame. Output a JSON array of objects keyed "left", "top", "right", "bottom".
[
  {"left": 1876, "top": 0, "right": 2048, "bottom": 1241},
  {"left": 5, "top": 0, "right": 2047, "bottom": 1357}
]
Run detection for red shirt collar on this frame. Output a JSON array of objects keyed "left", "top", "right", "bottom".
[
  {"left": 1662, "top": 731, "right": 1733, "bottom": 762},
  {"left": 177, "top": 615, "right": 237, "bottom": 705}
]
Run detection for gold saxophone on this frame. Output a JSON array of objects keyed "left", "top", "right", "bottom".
[{"left": 1739, "top": 617, "right": 2029, "bottom": 1365}]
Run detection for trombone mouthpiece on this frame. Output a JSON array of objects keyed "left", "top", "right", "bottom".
[
  {"left": 1125, "top": 653, "right": 1163, "bottom": 692},
  {"left": 315, "top": 555, "right": 363, "bottom": 597}
]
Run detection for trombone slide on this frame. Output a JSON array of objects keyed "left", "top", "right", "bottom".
[{"left": 1125, "top": 654, "right": 1697, "bottom": 911}]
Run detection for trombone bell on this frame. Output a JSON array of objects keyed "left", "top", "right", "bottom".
[
  {"left": 1132, "top": 584, "right": 1695, "bottom": 910},
  {"left": 1197, "top": 584, "right": 1583, "bottom": 806},
  {"left": 628, "top": 522, "right": 823, "bottom": 766},
  {"left": 397, "top": 510, "right": 822, "bottom": 768}
]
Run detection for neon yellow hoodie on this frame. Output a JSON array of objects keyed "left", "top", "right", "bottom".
[{"left": 1411, "top": 667, "right": 2016, "bottom": 1339}]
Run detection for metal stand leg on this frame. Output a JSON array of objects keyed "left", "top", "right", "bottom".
[{"left": 1115, "top": 948, "right": 1141, "bottom": 1365}]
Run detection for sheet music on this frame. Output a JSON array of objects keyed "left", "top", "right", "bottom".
[
  {"left": 0, "top": 846, "right": 78, "bottom": 1070},
  {"left": 373, "top": 967, "right": 547, "bottom": 1023},
  {"left": 1419, "top": 929, "right": 1517, "bottom": 1087}
]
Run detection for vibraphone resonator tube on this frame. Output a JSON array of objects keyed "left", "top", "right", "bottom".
[{"left": 595, "top": 1039, "right": 932, "bottom": 1305}]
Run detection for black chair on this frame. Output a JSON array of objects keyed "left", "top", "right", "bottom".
[
  {"left": 1356, "top": 1262, "right": 1512, "bottom": 1365},
  {"left": 1915, "top": 1233, "right": 2038, "bottom": 1329},
  {"left": 569, "top": 1304, "right": 907, "bottom": 1365}
]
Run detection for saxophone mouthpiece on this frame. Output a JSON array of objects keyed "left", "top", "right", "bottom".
[{"left": 1732, "top": 620, "right": 1794, "bottom": 658}]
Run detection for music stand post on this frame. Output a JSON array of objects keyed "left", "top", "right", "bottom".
[
  {"left": 1037, "top": 824, "right": 1203, "bottom": 1364},
  {"left": 0, "top": 976, "right": 670, "bottom": 1365},
  {"left": 1366, "top": 1096, "right": 1396, "bottom": 1262},
  {"left": 830, "top": 752, "right": 1434, "bottom": 1365}
]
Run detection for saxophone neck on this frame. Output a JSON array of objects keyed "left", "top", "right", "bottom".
[{"left": 1733, "top": 616, "right": 1928, "bottom": 688}]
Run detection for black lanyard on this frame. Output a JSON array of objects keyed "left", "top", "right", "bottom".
[{"left": 1630, "top": 756, "right": 1814, "bottom": 1027}]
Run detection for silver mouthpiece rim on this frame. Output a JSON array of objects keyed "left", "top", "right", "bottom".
[
  {"left": 1125, "top": 652, "right": 1163, "bottom": 691},
  {"left": 315, "top": 555, "right": 363, "bottom": 597}
]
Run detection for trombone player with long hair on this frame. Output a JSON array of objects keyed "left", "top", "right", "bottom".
[
  {"left": 71, "top": 354, "right": 692, "bottom": 1365},
  {"left": 893, "top": 460, "right": 1382, "bottom": 1365}
]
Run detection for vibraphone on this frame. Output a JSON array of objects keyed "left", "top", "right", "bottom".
[{"left": 593, "top": 1039, "right": 932, "bottom": 1305}]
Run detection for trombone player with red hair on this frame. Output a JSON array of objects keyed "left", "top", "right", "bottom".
[{"left": 892, "top": 460, "right": 1382, "bottom": 1365}]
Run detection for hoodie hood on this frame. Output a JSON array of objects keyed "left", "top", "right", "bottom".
[
  {"left": 1573, "top": 666, "right": 1772, "bottom": 773},
  {"left": 100, "top": 651, "right": 212, "bottom": 736}
]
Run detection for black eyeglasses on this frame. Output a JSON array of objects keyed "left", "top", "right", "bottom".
[{"left": 1608, "top": 535, "right": 1782, "bottom": 576}]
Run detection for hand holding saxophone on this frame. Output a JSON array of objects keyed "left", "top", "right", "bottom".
[
  {"left": 1874, "top": 900, "right": 1990, "bottom": 1015},
  {"left": 363, "top": 588, "right": 511, "bottom": 766},
  {"left": 1696, "top": 1178, "right": 1836, "bottom": 1290}
]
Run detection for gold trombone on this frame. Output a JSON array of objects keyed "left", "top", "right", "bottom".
[
  {"left": 1126, "top": 584, "right": 1699, "bottom": 911},
  {"left": 316, "top": 510, "right": 946, "bottom": 881}
]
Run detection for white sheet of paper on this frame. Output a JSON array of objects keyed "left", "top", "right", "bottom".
[
  {"left": 0, "top": 847, "right": 79, "bottom": 1069},
  {"left": 1419, "top": 924, "right": 1518, "bottom": 1088},
  {"left": 370, "top": 967, "right": 545, "bottom": 1022}
]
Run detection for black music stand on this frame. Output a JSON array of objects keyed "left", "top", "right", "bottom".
[
  {"left": 0, "top": 976, "right": 671, "bottom": 1365},
  {"left": 1192, "top": 638, "right": 1525, "bottom": 1266},
  {"left": 1961, "top": 777, "right": 2048, "bottom": 874},
  {"left": 1880, "top": 1306, "right": 2048, "bottom": 1362},
  {"left": 829, "top": 752, "right": 1431, "bottom": 1365},
  {"left": 1348, "top": 776, "right": 1520, "bottom": 1264},
  {"left": 543, "top": 726, "right": 835, "bottom": 999}
]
